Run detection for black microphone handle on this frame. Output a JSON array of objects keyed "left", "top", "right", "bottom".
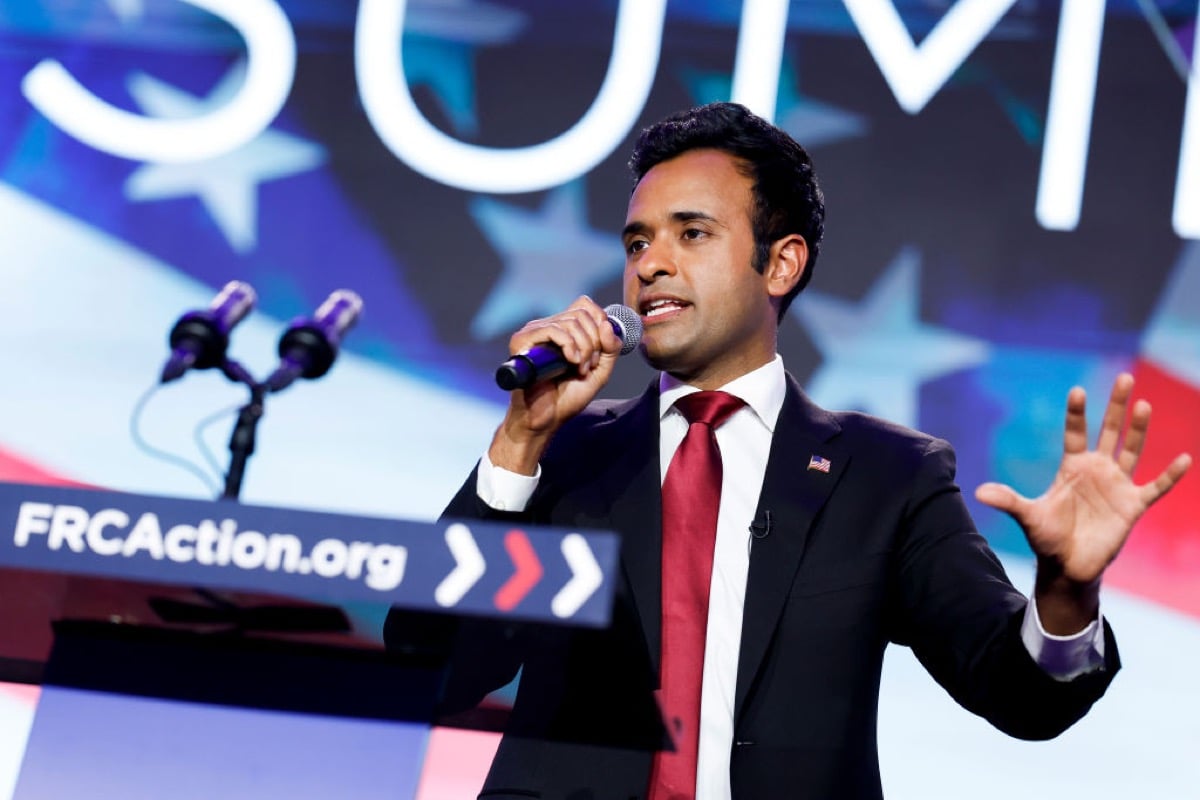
[
  {"left": 494, "top": 305, "right": 642, "bottom": 391},
  {"left": 159, "top": 281, "right": 257, "bottom": 384},
  {"left": 264, "top": 290, "right": 364, "bottom": 393},
  {"left": 495, "top": 343, "right": 572, "bottom": 391}
]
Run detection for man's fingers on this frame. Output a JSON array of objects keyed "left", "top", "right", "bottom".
[
  {"left": 565, "top": 296, "right": 622, "bottom": 359},
  {"left": 1117, "top": 399, "right": 1152, "bottom": 474},
  {"left": 511, "top": 303, "right": 607, "bottom": 366},
  {"left": 1138, "top": 453, "right": 1193, "bottom": 508},
  {"left": 975, "top": 482, "right": 1032, "bottom": 522},
  {"left": 1095, "top": 373, "right": 1134, "bottom": 456},
  {"left": 1063, "top": 386, "right": 1089, "bottom": 455},
  {"left": 559, "top": 313, "right": 604, "bottom": 371}
]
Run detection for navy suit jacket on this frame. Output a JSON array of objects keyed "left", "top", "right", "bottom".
[{"left": 392, "top": 375, "right": 1119, "bottom": 799}]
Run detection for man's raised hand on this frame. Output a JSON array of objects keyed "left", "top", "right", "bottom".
[{"left": 975, "top": 373, "right": 1192, "bottom": 632}]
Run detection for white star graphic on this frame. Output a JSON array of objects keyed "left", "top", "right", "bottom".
[
  {"left": 773, "top": 63, "right": 868, "bottom": 149},
  {"left": 776, "top": 95, "right": 868, "bottom": 150},
  {"left": 469, "top": 181, "right": 623, "bottom": 339},
  {"left": 791, "top": 247, "right": 990, "bottom": 426},
  {"left": 122, "top": 64, "right": 326, "bottom": 254},
  {"left": 684, "top": 60, "right": 867, "bottom": 150},
  {"left": 107, "top": 0, "right": 143, "bottom": 23},
  {"left": 407, "top": 0, "right": 526, "bottom": 43}
]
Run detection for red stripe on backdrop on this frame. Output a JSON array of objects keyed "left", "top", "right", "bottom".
[
  {"left": 1106, "top": 360, "right": 1200, "bottom": 618},
  {"left": 0, "top": 447, "right": 88, "bottom": 488}
]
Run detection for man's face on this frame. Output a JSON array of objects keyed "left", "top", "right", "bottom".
[{"left": 622, "top": 148, "right": 778, "bottom": 389}]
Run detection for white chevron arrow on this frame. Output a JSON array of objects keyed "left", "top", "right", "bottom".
[
  {"left": 435, "top": 523, "right": 486, "bottom": 607},
  {"left": 552, "top": 533, "right": 603, "bottom": 618}
]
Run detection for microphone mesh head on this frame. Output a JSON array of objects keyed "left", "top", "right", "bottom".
[{"left": 604, "top": 304, "right": 643, "bottom": 355}]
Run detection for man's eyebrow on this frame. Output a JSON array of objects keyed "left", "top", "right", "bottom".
[
  {"left": 621, "top": 211, "right": 719, "bottom": 239},
  {"left": 621, "top": 220, "right": 649, "bottom": 240},
  {"left": 671, "top": 210, "right": 718, "bottom": 225}
]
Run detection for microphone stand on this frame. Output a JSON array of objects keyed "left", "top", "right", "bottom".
[
  {"left": 148, "top": 294, "right": 361, "bottom": 636},
  {"left": 156, "top": 357, "right": 349, "bottom": 635},
  {"left": 218, "top": 359, "right": 266, "bottom": 502}
]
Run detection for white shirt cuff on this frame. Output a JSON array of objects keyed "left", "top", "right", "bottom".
[
  {"left": 476, "top": 451, "right": 540, "bottom": 512},
  {"left": 1020, "top": 595, "right": 1107, "bottom": 681}
]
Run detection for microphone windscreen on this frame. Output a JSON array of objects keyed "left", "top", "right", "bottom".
[
  {"left": 208, "top": 280, "right": 257, "bottom": 335},
  {"left": 311, "top": 289, "right": 364, "bottom": 348},
  {"left": 603, "top": 304, "right": 643, "bottom": 355}
]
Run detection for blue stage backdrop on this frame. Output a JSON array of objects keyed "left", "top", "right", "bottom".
[{"left": 0, "top": 1, "right": 1198, "bottom": 798}]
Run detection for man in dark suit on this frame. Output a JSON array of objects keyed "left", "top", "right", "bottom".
[{"left": 389, "top": 103, "right": 1192, "bottom": 799}]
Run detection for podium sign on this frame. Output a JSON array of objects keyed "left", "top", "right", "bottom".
[
  {"left": 0, "top": 482, "right": 630, "bottom": 799},
  {"left": 0, "top": 481, "right": 619, "bottom": 628}
]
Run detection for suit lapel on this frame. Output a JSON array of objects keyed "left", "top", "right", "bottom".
[
  {"left": 585, "top": 384, "right": 665, "bottom": 669},
  {"left": 734, "top": 376, "right": 849, "bottom": 718}
]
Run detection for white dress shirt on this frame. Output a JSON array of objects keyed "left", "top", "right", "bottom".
[{"left": 477, "top": 355, "right": 1105, "bottom": 799}]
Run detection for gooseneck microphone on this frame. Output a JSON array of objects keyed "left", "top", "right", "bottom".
[
  {"left": 495, "top": 304, "right": 643, "bottom": 391},
  {"left": 265, "top": 289, "right": 364, "bottom": 393},
  {"left": 160, "top": 281, "right": 257, "bottom": 383}
]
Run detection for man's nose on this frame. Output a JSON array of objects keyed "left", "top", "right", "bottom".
[{"left": 634, "top": 241, "right": 677, "bottom": 282}]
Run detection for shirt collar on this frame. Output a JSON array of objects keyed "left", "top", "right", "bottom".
[{"left": 657, "top": 354, "right": 786, "bottom": 433}]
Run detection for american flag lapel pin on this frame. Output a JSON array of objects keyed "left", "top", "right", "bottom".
[{"left": 808, "top": 454, "right": 832, "bottom": 473}]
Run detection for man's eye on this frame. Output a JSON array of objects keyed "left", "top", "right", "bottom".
[
  {"left": 626, "top": 240, "right": 648, "bottom": 254},
  {"left": 682, "top": 228, "right": 706, "bottom": 240}
]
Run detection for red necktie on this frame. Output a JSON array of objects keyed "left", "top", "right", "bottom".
[{"left": 651, "top": 390, "right": 745, "bottom": 800}]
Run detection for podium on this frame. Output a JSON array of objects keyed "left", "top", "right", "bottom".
[{"left": 0, "top": 481, "right": 661, "bottom": 798}]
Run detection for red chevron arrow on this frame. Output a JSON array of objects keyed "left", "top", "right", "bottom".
[{"left": 494, "top": 529, "right": 543, "bottom": 611}]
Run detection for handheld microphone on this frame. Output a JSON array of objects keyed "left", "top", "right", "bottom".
[
  {"left": 160, "top": 281, "right": 257, "bottom": 383},
  {"left": 265, "top": 289, "right": 364, "bottom": 393},
  {"left": 495, "top": 304, "right": 643, "bottom": 391}
]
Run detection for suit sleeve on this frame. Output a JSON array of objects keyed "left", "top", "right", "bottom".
[
  {"left": 382, "top": 462, "right": 532, "bottom": 715},
  {"left": 889, "top": 438, "right": 1120, "bottom": 740}
]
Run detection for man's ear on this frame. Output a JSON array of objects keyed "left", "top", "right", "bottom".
[{"left": 765, "top": 234, "right": 808, "bottom": 301}]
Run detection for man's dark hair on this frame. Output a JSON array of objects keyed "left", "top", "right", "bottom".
[{"left": 628, "top": 102, "right": 825, "bottom": 317}]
